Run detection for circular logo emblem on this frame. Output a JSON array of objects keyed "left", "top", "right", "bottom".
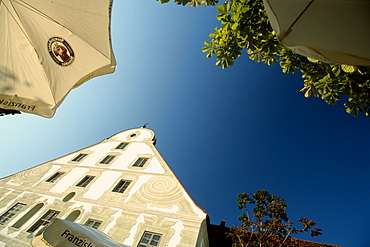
[{"left": 47, "top": 37, "right": 74, "bottom": 66}]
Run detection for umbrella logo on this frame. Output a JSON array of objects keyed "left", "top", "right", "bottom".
[{"left": 48, "top": 37, "right": 75, "bottom": 66}]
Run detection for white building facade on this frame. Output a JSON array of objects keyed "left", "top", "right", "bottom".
[{"left": 0, "top": 128, "right": 210, "bottom": 247}]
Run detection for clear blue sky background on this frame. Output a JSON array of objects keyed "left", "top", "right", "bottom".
[{"left": 1, "top": 1, "right": 369, "bottom": 246}]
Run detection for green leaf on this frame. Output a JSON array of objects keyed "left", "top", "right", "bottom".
[
  {"left": 231, "top": 22, "right": 238, "bottom": 30},
  {"left": 200, "top": 0, "right": 369, "bottom": 116},
  {"left": 263, "top": 56, "right": 277, "bottom": 65},
  {"left": 209, "top": 33, "right": 216, "bottom": 38},
  {"left": 341, "top": 64, "right": 356, "bottom": 73},
  {"left": 201, "top": 46, "right": 210, "bottom": 52},
  {"left": 249, "top": 52, "right": 262, "bottom": 62},
  {"left": 346, "top": 105, "right": 359, "bottom": 117},
  {"left": 282, "top": 64, "right": 296, "bottom": 74},
  {"left": 304, "top": 88, "right": 311, "bottom": 98},
  {"left": 216, "top": 4, "right": 226, "bottom": 14},
  {"left": 307, "top": 57, "right": 319, "bottom": 63},
  {"left": 331, "top": 65, "right": 341, "bottom": 77}
]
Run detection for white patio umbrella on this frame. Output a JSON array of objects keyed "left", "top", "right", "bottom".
[
  {"left": 0, "top": 0, "right": 116, "bottom": 117},
  {"left": 263, "top": 0, "right": 370, "bottom": 66},
  {"left": 31, "top": 218, "right": 130, "bottom": 247}
]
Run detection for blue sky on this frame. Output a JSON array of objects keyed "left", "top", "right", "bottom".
[{"left": 1, "top": 1, "right": 369, "bottom": 246}]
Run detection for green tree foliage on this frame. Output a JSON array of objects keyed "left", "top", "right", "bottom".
[
  {"left": 159, "top": 0, "right": 218, "bottom": 7},
  {"left": 228, "top": 190, "right": 322, "bottom": 246},
  {"left": 159, "top": 0, "right": 370, "bottom": 117}
]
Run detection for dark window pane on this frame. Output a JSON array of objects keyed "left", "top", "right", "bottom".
[
  {"left": 0, "top": 203, "right": 26, "bottom": 224},
  {"left": 27, "top": 210, "right": 60, "bottom": 233},
  {"left": 72, "top": 154, "right": 87, "bottom": 162},
  {"left": 46, "top": 172, "right": 64, "bottom": 183},
  {"left": 138, "top": 232, "right": 161, "bottom": 247},
  {"left": 112, "top": 180, "right": 131, "bottom": 193},
  {"left": 76, "top": 176, "right": 95, "bottom": 187},
  {"left": 100, "top": 155, "right": 115, "bottom": 164},
  {"left": 115, "top": 142, "right": 128, "bottom": 149},
  {"left": 132, "top": 157, "right": 148, "bottom": 167},
  {"left": 85, "top": 219, "right": 102, "bottom": 229}
]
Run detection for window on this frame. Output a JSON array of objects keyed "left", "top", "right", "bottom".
[
  {"left": 27, "top": 209, "right": 60, "bottom": 233},
  {"left": 115, "top": 142, "right": 128, "bottom": 150},
  {"left": 100, "top": 155, "right": 115, "bottom": 165},
  {"left": 138, "top": 232, "right": 162, "bottom": 247},
  {"left": 45, "top": 172, "right": 64, "bottom": 183},
  {"left": 112, "top": 180, "right": 131, "bottom": 193},
  {"left": 12, "top": 203, "right": 43, "bottom": 229},
  {"left": 132, "top": 157, "right": 149, "bottom": 167},
  {"left": 71, "top": 153, "right": 87, "bottom": 162},
  {"left": 76, "top": 175, "right": 95, "bottom": 187},
  {"left": 0, "top": 203, "right": 26, "bottom": 225},
  {"left": 65, "top": 210, "right": 81, "bottom": 222},
  {"left": 84, "top": 219, "right": 102, "bottom": 229},
  {"left": 63, "top": 192, "right": 75, "bottom": 202}
]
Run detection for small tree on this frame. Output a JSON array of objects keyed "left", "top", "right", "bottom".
[{"left": 227, "top": 190, "right": 322, "bottom": 247}]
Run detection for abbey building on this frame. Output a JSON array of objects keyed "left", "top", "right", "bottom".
[{"left": 0, "top": 128, "right": 210, "bottom": 247}]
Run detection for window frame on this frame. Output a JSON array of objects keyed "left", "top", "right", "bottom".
[
  {"left": 0, "top": 203, "right": 26, "bottom": 225},
  {"left": 99, "top": 155, "right": 116, "bottom": 165},
  {"left": 45, "top": 172, "right": 65, "bottom": 183},
  {"left": 115, "top": 142, "right": 129, "bottom": 150},
  {"left": 132, "top": 157, "right": 149, "bottom": 168},
  {"left": 71, "top": 153, "right": 88, "bottom": 162},
  {"left": 76, "top": 175, "right": 95, "bottom": 187},
  {"left": 112, "top": 179, "right": 131, "bottom": 193},
  {"left": 27, "top": 209, "right": 60, "bottom": 233},
  {"left": 12, "top": 203, "right": 44, "bottom": 229},
  {"left": 138, "top": 231, "right": 162, "bottom": 247},
  {"left": 84, "top": 218, "right": 102, "bottom": 229}
]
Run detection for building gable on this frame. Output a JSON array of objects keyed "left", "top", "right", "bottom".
[{"left": 0, "top": 128, "right": 209, "bottom": 247}]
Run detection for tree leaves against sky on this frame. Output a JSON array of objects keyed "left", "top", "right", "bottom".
[
  {"left": 227, "top": 190, "right": 322, "bottom": 247},
  {"left": 159, "top": 0, "right": 370, "bottom": 117}
]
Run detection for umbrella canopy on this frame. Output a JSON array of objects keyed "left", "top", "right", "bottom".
[
  {"left": 31, "top": 218, "right": 129, "bottom": 247},
  {"left": 263, "top": 0, "right": 370, "bottom": 66},
  {"left": 0, "top": 0, "right": 116, "bottom": 117}
]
